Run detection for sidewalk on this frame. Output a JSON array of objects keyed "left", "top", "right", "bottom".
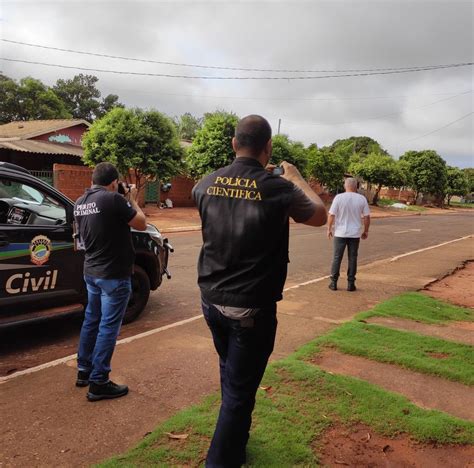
[
  {"left": 0, "top": 237, "right": 472, "bottom": 467},
  {"left": 144, "top": 205, "right": 469, "bottom": 233}
]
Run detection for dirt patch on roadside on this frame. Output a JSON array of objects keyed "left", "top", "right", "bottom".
[
  {"left": 365, "top": 317, "right": 474, "bottom": 346},
  {"left": 318, "top": 423, "right": 474, "bottom": 467},
  {"left": 312, "top": 350, "right": 474, "bottom": 421},
  {"left": 424, "top": 261, "right": 474, "bottom": 309}
]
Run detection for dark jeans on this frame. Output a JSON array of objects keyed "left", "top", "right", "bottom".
[
  {"left": 77, "top": 275, "right": 131, "bottom": 383},
  {"left": 330, "top": 237, "right": 360, "bottom": 283},
  {"left": 202, "top": 299, "right": 278, "bottom": 468}
]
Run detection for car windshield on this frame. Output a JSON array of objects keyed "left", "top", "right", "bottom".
[{"left": 0, "top": 180, "right": 59, "bottom": 208}]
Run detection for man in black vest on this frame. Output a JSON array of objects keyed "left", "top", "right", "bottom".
[{"left": 193, "top": 115, "right": 327, "bottom": 467}]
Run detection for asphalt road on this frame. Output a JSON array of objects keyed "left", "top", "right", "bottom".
[{"left": 1, "top": 212, "right": 472, "bottom": 376}]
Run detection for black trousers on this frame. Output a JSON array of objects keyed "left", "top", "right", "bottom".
[
  {"left": 330, "top": 237, "right": 360, "bottom": 283},
  {"left": 201, "top": 299, "right": 277, "bottom": 468}
]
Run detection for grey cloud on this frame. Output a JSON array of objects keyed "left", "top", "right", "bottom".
[{"left": 1, "top": 0, "right": 472, "bottom": 166}]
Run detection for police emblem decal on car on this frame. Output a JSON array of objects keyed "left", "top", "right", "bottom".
[{"left": 29, "top": 235, "right": 52, "bottom": 265}]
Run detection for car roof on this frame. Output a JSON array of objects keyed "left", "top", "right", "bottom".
[{"left": 0, "top": 162, "right": 31, "bottom": 174}]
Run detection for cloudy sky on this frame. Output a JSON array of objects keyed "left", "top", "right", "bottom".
[{"left": 1, "top": 0, "right": 473, "bottom": 167}]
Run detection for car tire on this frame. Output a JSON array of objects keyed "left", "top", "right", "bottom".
[{"left": 123, "top": 265, "right": 150, "bottom": 324}]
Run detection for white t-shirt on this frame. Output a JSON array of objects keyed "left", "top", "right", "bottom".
[{"left": 329, "top": 192, "right": 370, "bottom": 238}]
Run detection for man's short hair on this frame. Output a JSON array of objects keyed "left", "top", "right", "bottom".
[
  {"left": 345, "top": 177, "right": 358, "bottom": 190},
  {"left": 92, "top": 162, "right": 119, "bottom": 186},
  {"left": 234, "top": 115, "right": 272, "bottom": 154}
]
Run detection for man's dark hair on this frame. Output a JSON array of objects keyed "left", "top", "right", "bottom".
[
  {"left": 92, "top": 162, "right": 119, "bottom": 186},
  {"left": 234, "top": 115, "right": 272, "bottom": 154}
]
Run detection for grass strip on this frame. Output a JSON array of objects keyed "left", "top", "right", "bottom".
[
  {"left": 356, "top": 292, "right": 474, "bottom": 324},
  {"left": 316, "top": 321, "right": 474, "bottom": 385},
  {"left": 99, "top": 357, "right": 474, "bottom": 467}
]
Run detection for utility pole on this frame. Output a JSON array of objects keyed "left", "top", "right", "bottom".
[{"left": 277, "top": 118, "right": 281, "bottom": 135}]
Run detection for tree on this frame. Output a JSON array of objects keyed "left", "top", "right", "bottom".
[
  {"left": 463, "top": 168, "right": 474, "bottom": 193},
  {"left": 400, "top": 150, "right": 447, "bottom": 205},
  {"left": 99, "top": 94, "right": 124, "bottom": 118},
  {"left": 350, "top": 152, "right": 399, "bottom": 205},
  {"left": 186, "top": 111, "right": 239, "bottom": 177},
  {"left": 271, "top": 134, "right": 308, "bottom": 174},
  {"left": 306, "top": 146, "right": 346, "bottom": 192},
  {"left": 330, "top": 136, "right": 388, "bottom": 164},
  {"left": 175, "top": 113, "right": 202, "bottom": 141},
  {"left": 82, "top": 107, "right": 184, "bottom": 196},
  {"left": 0, "top": 75, "right": 71, "bottom": 123},
  {"left": 53, "top": 74, "right": 123, "bottom": 121},
  {"left": 445, "top": 166, "right": 469, "bottom": 205}
]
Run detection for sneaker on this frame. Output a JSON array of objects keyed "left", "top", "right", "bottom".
[
  {"left": 328, "top": 280, "right": 337, "bottom": 291},
  {"left": 87, "top": 380, "right": 129, "bottom": 402},
  {"left": 76, "top": 370, "right": 90, "bottom": 387},
  {"left": 347, "top": 282, "right": 357, "bottom": 292}
]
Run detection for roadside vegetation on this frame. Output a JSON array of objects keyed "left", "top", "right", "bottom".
[
  {"left": 356, "top": 292, "right": 474, "bottom": 324},
  {"left": 99, "top": 293, "right": 474, "bottom": 467},
  {"left": 2, "top": 72, "right": 472, "bottom": 208},
  {"left": 377, "top": 198, "right": 427, "bottom": 211}
]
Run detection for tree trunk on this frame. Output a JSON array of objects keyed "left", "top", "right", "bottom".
[{"left": 372, "top": 184, "right": 382, "bottom": 206}]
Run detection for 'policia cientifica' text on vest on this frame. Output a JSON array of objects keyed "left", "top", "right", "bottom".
[{"left": 192, "top": 157, "right": 297, "bottom": 308}]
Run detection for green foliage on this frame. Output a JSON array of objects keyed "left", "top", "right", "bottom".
[
  {"left": 175, "top": 112, "right": 202, "bottom": 141},
  {"left": 463, "top": 168, "right": 474, "bottom": 192},
  {"left": 53, "top": 74, "right": 123, "bottom": 121},
  {"left": 0, "top": 73, "right": 122, "bottom": 124},
  {"left": 0, "top": 75, "right": 71, "bottom": 123},
  {"left": 82, "top": 107, "right": 184, "bottom": 193},
  {"left": 270, "top": 134, "right": 308, "bottom": 173},
  {"left": 349, "top": 152, "right": 402, "bottom": 204},
  {"left": 330, "top": 136, "right": 388, "bottom": 163},
  {"left": 306, "top": 145, "right": 346, "bottom": 192},
  {"left": 400, "top": 150, "right": 447, "bottom": 204},
  {"left": 445, "top": 166, "right": 470, "bottom": 204},
  {"left": 186, "top": 111, "right": 239, "bottom": 177}
]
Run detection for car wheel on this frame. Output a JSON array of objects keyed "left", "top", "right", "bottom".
[{"left": 123, "top": 265, "right": 150, "bottom": 324}]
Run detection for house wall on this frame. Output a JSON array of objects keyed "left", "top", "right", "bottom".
[
  {"left": 379, "top": 187, "right": 417, "bottom": 203},
  {"left": 33, "top": 124, "right": 88, "bottom": 147},
  {"left": 159, "top": 176, "right": 196, "bottom": 207},
  {"left": 53, "top": 163, "right": 146, "bottom": 206}
]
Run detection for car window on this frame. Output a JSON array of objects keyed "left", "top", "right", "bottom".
[{"left": 0, "top": 178, "right": 67, "bottom": 226}]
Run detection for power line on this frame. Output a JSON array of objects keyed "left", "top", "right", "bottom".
[
  {"left": 282, "top": 91, "right": 471, "bottom": 126},
  {"left": 2, "top": 38, "right": 472, "bottom": 74},
  {"left": 1, "top": 57, "right": 472, "bottom": 80},
  {"left": 405, "top": 112, "right": 473, "bottom": 143},
  {"left": 107, "top": 87, "right": 469, "bottom": 102}
]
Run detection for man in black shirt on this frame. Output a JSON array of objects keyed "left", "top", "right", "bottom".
[
  {"left": 74, "top": 162, "right": 147, "bottom": 401},
  {"left": 193, "top": 115, "right": 327, "bottom": 466}
]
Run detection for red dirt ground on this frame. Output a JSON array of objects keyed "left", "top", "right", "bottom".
[
  {"left": 319, "top": 423, "right": 474, "bottom": 467},
  {"left": 423, "top": 261, "right": 474, "bottom": 309}
]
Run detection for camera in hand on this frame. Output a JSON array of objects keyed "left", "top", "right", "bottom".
[
  {"left": 118, "top": 181, "right": 133, "bottom": 196},
  {"left": 272, "top": 166, "right": 285, "bottom": 176}
]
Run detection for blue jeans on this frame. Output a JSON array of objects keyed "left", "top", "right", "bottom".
[
  {"left": 77, "top": 275, "right": 131, "bottom": 384},
  {"left": 202, "top": 299, "right": 278, "bottom": 468},
  {"left": 330, "top": 237, "right": 360, "bottom": 282}
]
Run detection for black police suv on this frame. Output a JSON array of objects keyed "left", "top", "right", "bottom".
[{"left": 0, "top": 162, "right": 173, "bottom": 327}]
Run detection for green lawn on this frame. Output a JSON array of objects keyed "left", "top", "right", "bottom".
[
  {"left": 316, "top": 321, "right": 474, "bottom": 385},
  {"left": 99, "top": 358, "right": 474, "bottom": 467},
  {"left": 356, "top": 292, "right": 474, "bottom": 324},
  {"left": 98, "top": 293, "right": 474, "bottom": 467}
]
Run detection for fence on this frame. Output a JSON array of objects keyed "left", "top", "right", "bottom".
[{"left": 30, "top": 170, "right": 53, "bottom": 186}]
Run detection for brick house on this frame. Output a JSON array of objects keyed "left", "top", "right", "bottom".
[{"left": 0, "top": 119, "right": 90, "bottom": 175}]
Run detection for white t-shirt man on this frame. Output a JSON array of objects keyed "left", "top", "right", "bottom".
[{"left": 329, "top": 192, "right": 370, "bottom": 238}]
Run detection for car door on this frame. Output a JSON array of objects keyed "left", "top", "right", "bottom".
[{"left": 0, "top": 172, "right": 85, "bottom": 321}]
